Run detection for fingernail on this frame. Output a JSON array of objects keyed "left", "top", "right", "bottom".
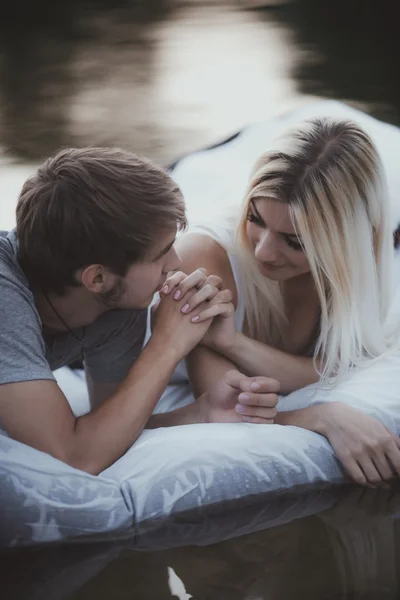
[
  {"left": 238, "top": 393, "right": 250, "bottom": 402},
  {"left": 174, "top": 290, "right": 181, "bottom": 300},
  {"left": 162, "top": 285, "right": 169, "bottom": 294},
  {"left": 181, "top": 304, "right": 189, "bottom": 313},
  {"left": 191, "top": 315, "right": 199, "bottom": 322},
  {"left": 250, "top": 382, "right": 260, "bottom": 391},
  {"left": 235, "top": 403, "right": 246, "bottom": 414}
]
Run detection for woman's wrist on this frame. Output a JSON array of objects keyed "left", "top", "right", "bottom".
[
  {"left": 206, "top": 330, "right": 240, "bottom": 355},
  {"left": 217, "top": 330, "right": 242, "bottom": 357},
  {"left": 275, "top": 404, "right": 327, "bottom": 434}
]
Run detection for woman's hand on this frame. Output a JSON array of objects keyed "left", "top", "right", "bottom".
[
  {"left": 152, "top": 268, "right": 234, "bottom": 358},
  {"left": 199, "top": 308, "right": 237, "bottom": 352},
  {"left": 315, "top": 403, "right": 400, "bottom": 486},
  {"left": 197, "top": 370, "right": 279, "bottom": 424},
  {"left": 161, "top": 268, "right": 234, "bottom": 324}
]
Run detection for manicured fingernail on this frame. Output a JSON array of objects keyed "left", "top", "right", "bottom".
[
  {"left": 238, "top": 393, "right": 250, "bottom": 402},
  {"left": 174, "top": 290, "right": 181, "bottom": 300},
  {"left": 191, "top": 315, "right": 199, "bottom": 322},
  {"left": 235, "top": 403, "right": 246, "bottom": 414},
  {"left": 250, "top": 382, "right": 260, "bottom": 391},
  {"left": 181, "top": 304, "right": 189, "bottom": 313},
  {"left": 162, "top": 285, "right": 169, "bottom": 294}
]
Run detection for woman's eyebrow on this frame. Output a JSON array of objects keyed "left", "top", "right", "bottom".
[
  {"left": 250, "top": 200, "right": 265, "bottom": 223},
  {"left": 251, "top": 200, "right": 299, "bottom": 238}
]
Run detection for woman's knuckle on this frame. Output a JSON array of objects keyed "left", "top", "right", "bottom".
[
  {"left": 353, "top": 445, "right": 366, "bottom": 459},
  {"left": 369, "top": 475, "right": 382, "bottom": 484},
  {"left": 271, "top": 379, "right": 280, "bottom": 392},
  {"left": 207, "top": 275, "right": 221, "bottom": 286},
  {"left": 339, "top": 448, "right": 352, "bottom": 461},
  {"left": 269, "top": 393, "right": 278, "bottom": 406},
  {"left": 354, "top": 474, "right": 367, "bottom": 485},
  {"left": 383, "top": 435, "right": 395, "bottom": 448},
  {"left": 367, "top": 439, "right": 380, "bottom": 452}
]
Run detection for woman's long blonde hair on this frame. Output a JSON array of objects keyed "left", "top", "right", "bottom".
[{"left": 235, "top": 117, "right": 395, "bottom": 381}]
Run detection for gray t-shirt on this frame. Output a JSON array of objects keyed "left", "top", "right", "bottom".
[{"left": 0, "top": 230, "right": 147, "bottom": 385}]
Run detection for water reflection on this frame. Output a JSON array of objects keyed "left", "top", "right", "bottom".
[
  {"left": 1, "top": 1, "right": 399, "bottom": 166},
  {"left": 265, "top": 0, "right": 400, "bottom": 125},
  {"left": 0, "top": 0, "right": 298, "bottom": 164},
  {"left": 0, "top": 0, "right": 171, "bottom": 160},
  {"left": 3, "top": 485, "right": 400, "bottom": 599}
]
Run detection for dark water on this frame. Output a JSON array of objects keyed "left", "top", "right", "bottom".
[
  {"left": 2, "top": 1, "right": 400, "bottom": 598},
  {"left": 3, "top": 484, "right": 400, "bottom": 599},
  {"left": 1, "top": 0, "right": 398, "bottom": 165}
]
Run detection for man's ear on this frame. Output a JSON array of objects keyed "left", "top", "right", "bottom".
[{"left": 80, "top": 264, "right": 108, "bottom": 293}]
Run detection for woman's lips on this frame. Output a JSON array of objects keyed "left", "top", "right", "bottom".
[{"left": 257, "top": 260, "right": 283, "bottom": 271}]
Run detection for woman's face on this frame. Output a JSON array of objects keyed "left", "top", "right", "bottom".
[{"left": 245, "top": 198, "right": 310, "bottom": 281}]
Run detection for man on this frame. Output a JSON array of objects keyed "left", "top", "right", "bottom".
[{"left": 0, "top": 147, "right": 278, "bottom": 475}]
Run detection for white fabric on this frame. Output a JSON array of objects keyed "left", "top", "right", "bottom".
[
  {"left": 2, "top": 100, "right": 400, "bottom": 548},
  {"left": 173, "top": 100, "right": 400, "bottom": 230}
]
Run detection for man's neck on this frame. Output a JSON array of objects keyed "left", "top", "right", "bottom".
[{"left": 34, "top": 286, "right": 108, "bottom": 332}]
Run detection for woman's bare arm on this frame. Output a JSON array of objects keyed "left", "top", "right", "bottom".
[
  {"left": 176, "top": 233, "right": 240, "bottom": 395},
  {"left": 214, "top": 333, "right": 320, "bottom": 394},
  {"left": 177, "top": 233, "right": 319, "bottom": 395}
]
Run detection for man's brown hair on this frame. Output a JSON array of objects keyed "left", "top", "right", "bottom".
[{"left": 16, "top": 147, "right": 187, "bottom": 294}]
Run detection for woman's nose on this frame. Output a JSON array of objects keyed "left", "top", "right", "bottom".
[{"left": 254, "top": 232, "right": 279, "bottom": 263}]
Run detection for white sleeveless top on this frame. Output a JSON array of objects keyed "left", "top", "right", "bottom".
[{"left": 144, "top": 218, "right": 246, "bottom": 386}]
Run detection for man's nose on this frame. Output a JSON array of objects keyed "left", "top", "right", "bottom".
[{"left": 168, "top": 246, "right": 183, "bottom": 272}]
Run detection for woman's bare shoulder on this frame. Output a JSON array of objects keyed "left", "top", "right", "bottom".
[{"left": 176, "top": 232, "right": 238, "bottom": 303}]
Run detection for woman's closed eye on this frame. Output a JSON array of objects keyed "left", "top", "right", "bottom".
[
  {"left": 282, "top": 234, "right": 303, "bottom": 251},
  {"left": 247, "top": 210, "right": 303, "bottom": 251},
  {"left": 246, "top": 211, "right": 263, "bottom": 227}
]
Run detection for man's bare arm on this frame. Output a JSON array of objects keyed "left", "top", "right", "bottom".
[
  {"left": 0, "top": 272, "right": 235, "bottom": 474},
  {"left": 0, "top": 339, "right": 180, "bottom": 475}
]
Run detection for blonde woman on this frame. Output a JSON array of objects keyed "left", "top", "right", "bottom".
[{"left": 164, "top": 117, "right": 400, "bottom": 485}]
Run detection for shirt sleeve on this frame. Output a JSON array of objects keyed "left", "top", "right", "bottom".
[
  {"left": 83, "top": 308, "right": 148, "bottom": 383},
  {"left": 0, "top": 276, "right": 55, "bottom": 385}
]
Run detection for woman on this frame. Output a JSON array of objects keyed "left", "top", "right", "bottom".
[{"left": 164, "top": 116, "right": 400, "bottom": 485}]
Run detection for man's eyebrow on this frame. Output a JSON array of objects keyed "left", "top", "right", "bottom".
[
  {"left": 153, "top": 238, "right": 176, "bottom": 261},
  {"left": 251, "top": 199, "right": 299, "bottom": 239}
]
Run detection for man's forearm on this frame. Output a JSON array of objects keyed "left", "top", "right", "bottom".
[
  {"left": 219, "top": 332, "right": 319, "bottom": 394},
  {"left": 69, "top": 339, "right": 181, "bottom": 474}
]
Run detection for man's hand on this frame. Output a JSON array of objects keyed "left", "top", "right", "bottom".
[{"left": 197, "top": 369, "right": 280, "bottom": 424}]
